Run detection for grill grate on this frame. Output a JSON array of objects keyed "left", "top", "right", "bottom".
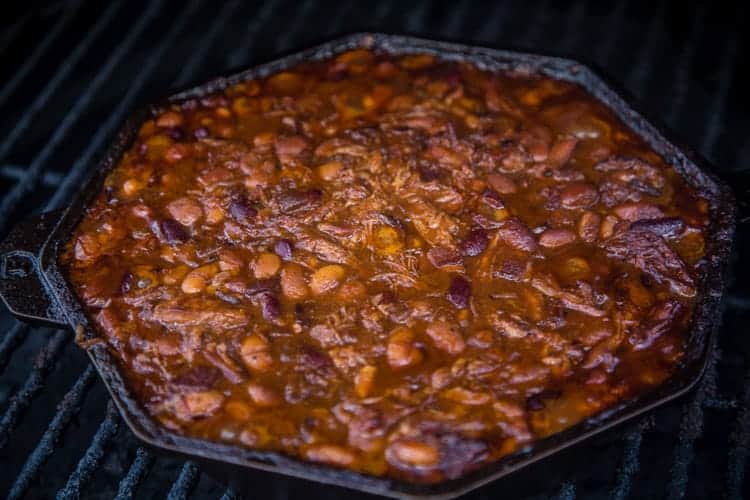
[{"left": 1, "top": 1, "right": 748, "bottom": 498}]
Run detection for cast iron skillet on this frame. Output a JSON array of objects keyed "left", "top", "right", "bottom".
[{"left": 0, "top": 33, "right": 736, "bottom": 498}]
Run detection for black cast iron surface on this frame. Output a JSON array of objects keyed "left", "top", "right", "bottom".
[{"left": 0, "top": 1, "right": 749, "bottom": 499}]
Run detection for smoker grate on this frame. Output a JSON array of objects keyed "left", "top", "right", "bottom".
[{"left": 0, "top": 1, "right": 748, "bottom": 498}]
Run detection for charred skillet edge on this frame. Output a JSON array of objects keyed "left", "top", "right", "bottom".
[{"left": 25, "top": 33, "right": 736, "bottom": 498}]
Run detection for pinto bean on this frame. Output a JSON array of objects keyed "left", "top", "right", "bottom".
[
  {"left": 387, "top": 327, "right": 423, "bottom": 369},
  {"left": 167, "top": 197, "right": 203, "bottom": 226},
  {"left": 578, "top": 211, "right": 601, "bottom": 243},
  {"left": 317, "top": 161, "right": 344, "bottom": 181},
  {"left": 425, "top": 321, "right": 465, "bottom": 355},
  {"left": 156, "top": 111, "right": 184, "bottom": 128},
  {"left": 247, "top": 382, "right": 281, "bottom": 407},
  {"left": 278, "top": 188, "right": 323, "bottom": 213},
  {"left": 547, "top": 137, "right": 578, "bottom": 167},
  {"left": 487, "top": 173, "right": 517, "bottom": 194},
  {"left": 560, "top": 182, "right": 598, "bottom": 209},
  {"left": 613, "top": 202, "right": 664, "bottom": 222},
  {"left": 354, "top": 365, "right": 377, "bottom": 398},
  {"left": 181, "top": 390, "right": 224, "bottom": 419},
  {"left": 281, "top": 263, "right": 309, "bottom": 300},
  {"left": 181, "top": 263, "right": 219, "bottom": 294},
  {"left": 275, "top": 135, "right": 309, "bottom": 160},
  {"left": 239, "top": 336, "right": 273, "bottom": 372},
  {"left": 539, "top": 228, "right": 576, "bottom": 248},
  {"left": 442, "top": 387, "right": 491, "bottom": 406},
  {"left": 387, "top": 439, "right": 440, "bottom": 467},
  {"left": 310, "top": 265, "right": 346, "bottom": 295},
  {"left": 305, "top": 444, "right": 356, "bottom": 467},
  {"left": 253, "top": 252, "right": 281, "bottom": 279}
]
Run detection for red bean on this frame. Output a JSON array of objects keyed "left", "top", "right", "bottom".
[
  {"left": 274, "top": 239, "right": 294, "bottom": 261},
  {"left": 460, "top": 228, "right": 489, "bottom": 257},
  {"left": 427, "top": 246, "right": 462, "bottom": 268},
  {"left": 447, "top": 275, "right": 471, "bottom": 309},
  {"left": 229, "top": 195, "right": 258, "bottom": 222},
  {"left": 157, "top": 218, "right": 190, "bottom": 244}
]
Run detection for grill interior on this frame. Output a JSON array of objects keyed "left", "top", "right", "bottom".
[{"left": 1, "top": 1, "right": 749, "bottom": 498}]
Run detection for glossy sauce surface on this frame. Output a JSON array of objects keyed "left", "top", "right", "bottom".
[{"left": 62, "top": 50, "right": 709, "bottom": 483}]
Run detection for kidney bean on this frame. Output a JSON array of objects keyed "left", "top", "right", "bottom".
[
  {"left": 157, "top": 218, "right": 190, "bottom": 244},
  {"left": 229, "top": 195, "right": 258, "bottom": 222},
  {"left": 298, "top": 345, "right": 332, "bottom": 371},
  {"left": 274, "top": 239, "right": 294, "bottom": 261},
  {"left": 427, "top": 246, "right": 462, "bottom": 268},
  {"left": 167, "top": 197, "right": 203, "bottom": 226},
  {"left": 460, "top": 228, "right": 489, "bottom": 257},
  {"left": 193, "top": 126, "right": 209, "bottom": 139},
  {"left": 447, "top": 275, "right": 471, "bottom": 309},
  {"left": 172, "top": 366, "right": 221, "bottom": 390},
  {"left": 560, "top": 182, "right": 598, "bottom": 209},
  {"left": 538, "top": 228, "right": 576, "bottom": 248},
  {"left": 497, "top": 218, "right": 537, "bottom": 252},
  {"left": 481, "top": 188, "right": 505, "bottom": 209},
  {"left": 278, "top": 188, "right": 323, "bottom": 213},
  {"left": 425, "top": 321, "right": 465, "bottom": 355},
  {"left": 258, "top": 292, "right": 281, "bottom": 321}
]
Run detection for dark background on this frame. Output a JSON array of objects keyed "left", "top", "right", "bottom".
[{"left": 0, "top": 1, "right": 749, "bottom": 499}]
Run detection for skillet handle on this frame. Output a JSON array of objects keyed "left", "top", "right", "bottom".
[{"left": 0, "top": 211, "right": 67, "bottom": 328}]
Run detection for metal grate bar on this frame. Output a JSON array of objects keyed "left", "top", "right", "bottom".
[
  {"left": 0, "top": 0, "right": 123, "bottom": 161},
  {"left": 45, "top": 0, "right": 204, "bottom": 212},
  {"left": 517, "top": 0, "right": 554, "bottom": 48},
  {"left": 666, "top": 344, "right": 721, "bottom": 499},
  {"left": 219, "top": 488, "right": 238, "bottom": 500},
  {"left": 0, "top": 0, "right": 83, "bottom": 109},
  {"left": 0, "top": 323, "right": 29, "bottom": 373},
  {"left": 725, "top": 368, "right": 750, "bottom": 500},
  {"left": 114, "top": 447, "right": 154, "bottom": 500},
  {"left": 0, "top": 165, "right": 63, "bottom": 188},
  {"left": 0, "top": 0, "right": 165, "bottom": 234},
  {"left": 609, "top": 418, "right": 652, "bottom": 500},
  {"left": 0, "top": 13, "right": 31, "bottom": 55},
  {"left": 594, "top": 0, "right": 627, "bottom": 63},
  {"left": 667, "top": 3, "right": 706, "bottom": 124},
  {"left": 405, "top": 0, "right": 429, "bottom": 33},
  {"left": 700, "top": 20, "right": 742, "bottom": 157},
  {"left": 0, "top": 329, "right": 69, "bottom": 448},
  {"left": 173, "top": 0, "right": 243, "bottom": 86},
  {"left": 476, "top": 1, "right": 515, "bottom": 43},
  {"left": 226, "top": 0, "right": 282, "bottom": 67},
  {"left": 166, "top": 461, "right": 200, "bottom": 500},
  {"left": 554, "top": 481, "right": 576, "bottom": 500},
  {"left": 275, "top": 0, "right": 317, "bottom": 53},
  {"left": 441, "top": 0, "right": 471, "bottom": 37},
  {"left": 627, "top": 0, "right": 666, "bottom": 94},
  {"left": 559, "top": 0, "right": 588, "bottom": 52},
  {"left": 55, "top": 401, "right": 120, "bottom": 500},
  {"left": 7, "top": 366, "right": 96, "bottom": 500}
]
